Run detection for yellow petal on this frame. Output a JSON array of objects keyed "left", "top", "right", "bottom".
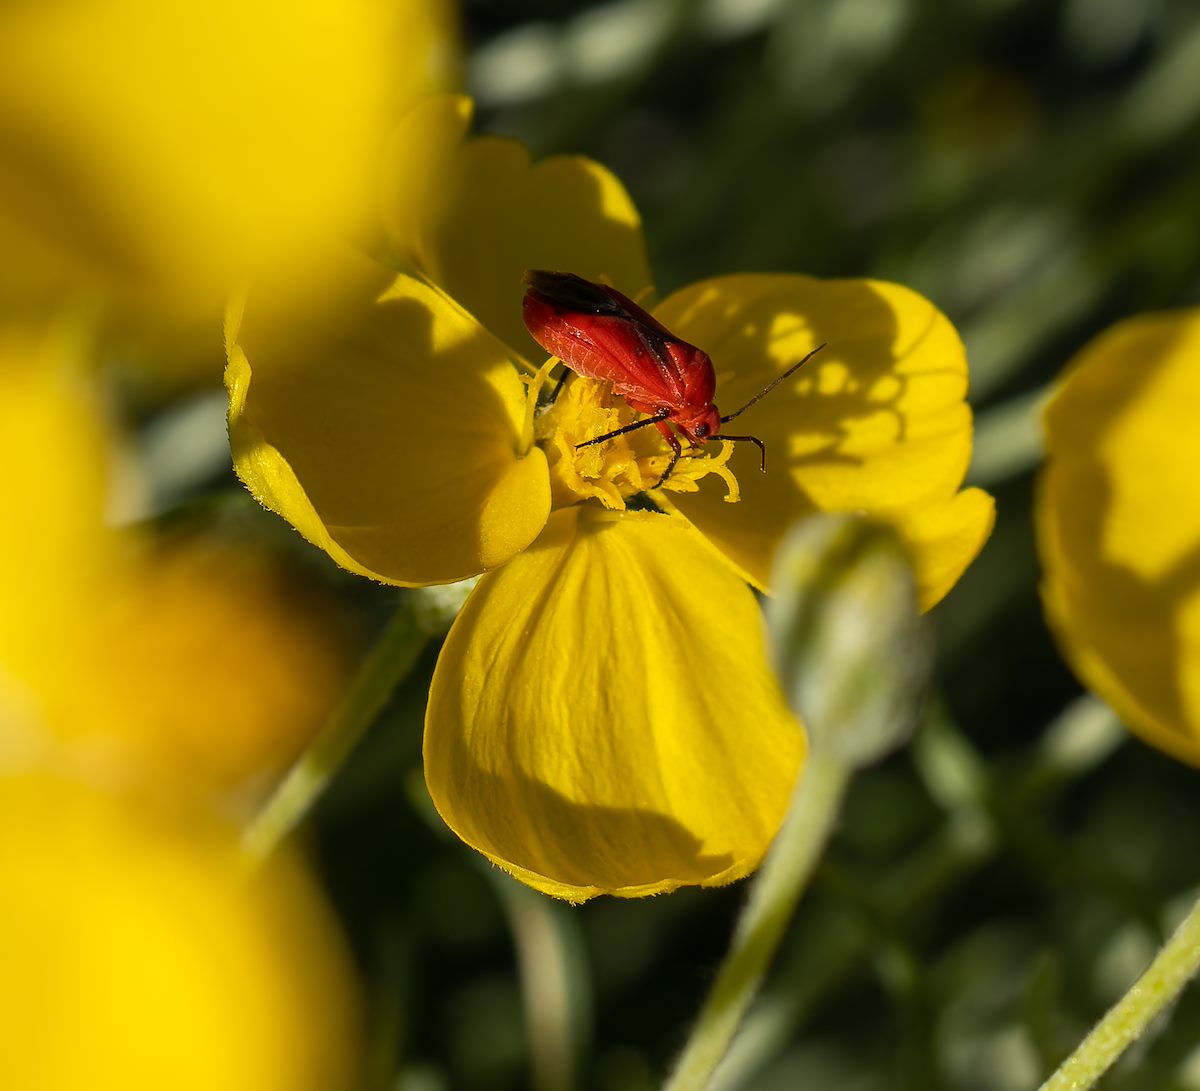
[
  {"left": 0, "top": 0, "right": 457, "bottom": 324},
  {"left": 1038, "top": 310, "right": 1200, "bottom": 766},
  {"left": 228, "top": 265, "right": 550, "bottom": 585},
  {"left": 382, "top": 95, "right": 475, "bottom": 263},
  {"left": 0, "top": 323, "right": 360, "bottom": 791},
  {"left": 70, "top": 539, "right": 355, "bottom": 803},
  {"left": 0, "top": 324, "right": 116, "bottom": 722},
  {"left": 655, "top": 274, "right": 992, "bottom": 607},
  {"left": 424, "top": 507, "right": 805, "bottom": 901},
  {"left": 0, "top": 775, "right": 360, "bottom": 1091},
  {"left": 407, "top": 137, "right": 652, "bottom": 365},
  {"left": 892, "top": 488, "right": 997, "bottom": 610}
]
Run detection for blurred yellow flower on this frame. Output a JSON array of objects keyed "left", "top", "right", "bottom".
[
  {"left": 0, "top": 0, "right": 457, "bottom": 330},
  {"left": 0, "top": 323, "right": 355, "bottom": 802},
  {"left": 1039, "top": 310, "right": 1200, "bottom": 766},
  {"left": 227, "top": 99, "right": 993, "bottom": 900},
  {"left": 0, "top": 324, "right": 363, "bottom": 1091},
  {"left": 0, "top": 324, "right": 113, "bottom": 709},
  {"left": 76, "top": 538, "right": 357, "bottom": 801},
  {"left": 0, "top": 774, "right": 361, "bottom": 1091}
]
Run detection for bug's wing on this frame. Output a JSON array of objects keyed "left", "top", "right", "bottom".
[
  {"left": 522, "top": 270, "right": 646, "bottom": 319},
  {"left": 523, "top": 271, "right": 690, "bottom": 409}
]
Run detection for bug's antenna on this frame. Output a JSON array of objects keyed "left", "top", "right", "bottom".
[{"left": 720, "top": 343, "right": 826, "bottom": 424}]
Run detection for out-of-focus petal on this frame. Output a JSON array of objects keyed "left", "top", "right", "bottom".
[
  {"left": 0, "top": 328, "right": 357, "bottom": 797},
  {"left": 655, "top": 274, "right": 993, "bottom": 608},
  {"left": 0, "top": 325, "right": 113, "bottom": 721},
  {"left": 1038, "top": 310, "right": 1200, "bottom": 766},
  {"left": 71, "top": 540, "right": 356, "bottom": 802},
  {"left": 424, "top": 507, "right": 805, "bottom": 901},
  {"left": 403, "top": 137, "right": 652, "bottom": 365},
  {"left": 0, "top": 0, "right": 457, "bottom": 324},
  {"left": 0, "top": 774, "right": 361, "bottom": 1091},
  {"left": 228, "top": 266, "right": 550, "bottom": 586},
  {"left": 382, "top": 95, "right": 474, "bottom": 264}
]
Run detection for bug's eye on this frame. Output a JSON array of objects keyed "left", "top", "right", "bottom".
[{"left": 694, "top": 423, "right": 711, "bottom": 438}]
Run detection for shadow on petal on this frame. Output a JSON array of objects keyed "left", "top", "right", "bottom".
[
  {"left": 230, "top": 267, "right": 550, "bottom": 586},
  {"left": 425, "top": 507, "right": 804, "bottom": 901},
  {"left": 1040, "top": 312, "right": 1200, "bottom": 765},
  {"left": 655, "top": 274, "right": 988, "bottom": 602},
  {"left": 413, "top": 138, "right": 653, "bottom": 366},
  {"left": 451, "top": 765, "right": 740, "bottom": 900}
]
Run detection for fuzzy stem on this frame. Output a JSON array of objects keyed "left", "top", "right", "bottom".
[
  {"left": 663, "top": 748, "right": 852, "bottom": 1091},
  {"left": 1038, "top": 892, "right": 1200, "bottom": 1091},
  {"left": 240, "top": 597, "right": 433, "bottom": 866}
]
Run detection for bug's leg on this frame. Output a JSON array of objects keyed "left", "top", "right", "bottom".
[
  {"left": 538, "top": 366, "right": 570, "bottom": 410},
  {"left": 575, "top": 409, "right": 669, "bottom": 448},
  {"left": 650, "top": 420, "right": 682, "bottom": 488}
]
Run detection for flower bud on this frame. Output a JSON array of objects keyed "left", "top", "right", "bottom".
[{"left": 766, "top": 514, "right": 931, "bottom": 768}]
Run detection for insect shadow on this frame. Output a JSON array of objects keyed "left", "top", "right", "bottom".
[{"left": 645, "top": 276, "right": 957, "bottom": 531}]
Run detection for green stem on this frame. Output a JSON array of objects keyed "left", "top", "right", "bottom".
[
  {"left": 663, "top": 748, "right": 852, "bottom": 1091},
  {"left": 240, "top": 595, "right": 434, "bottom": 866},
  {"left": 1038, "top": 891, "right": 1200, "bottom": 1091},
  {"left": 492, "top": 875, "right": 590, "bottom": 1091}
]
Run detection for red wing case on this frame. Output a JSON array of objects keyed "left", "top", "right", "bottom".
[{"left": 522, "top": 270, "right": 715, "bottom": 414}]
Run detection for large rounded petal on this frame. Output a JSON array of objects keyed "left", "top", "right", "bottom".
[
  {"left": 655, "top": 275, "right": 994, "bottom": 608},
  {"left": 406, "top": 136, "right": 652, "bottom": 366},
  {"left": 424, "top": 507, "right": 805, "bottom": 901},
  {"left": 227, "top": 263, "right": 550, "bottom": 586},
  {"left": 1038, "top": 311, "right": 1200, "bottom": 766}
]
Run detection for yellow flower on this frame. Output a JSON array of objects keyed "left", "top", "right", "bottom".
[
  {"left": 0, "top": 774, "right": 361, "bottom": 1091},
  {"left": 0, "top": 0, "right": 457, "bottom": 330},
  {"left": 1038, "top": 310, "right": 1200, "bottom": 766},
  {"left": 227, "top": 99, "right": 993, "bottom": 900},
  {"left": 0, "top": 324, "right": 353, "bottom": 803},
  {"left": 75, "top": 539, "right": 357, "bottom": 800},
  {"left": 0, "top": 328, "right": 363, "bottom": 1089}
]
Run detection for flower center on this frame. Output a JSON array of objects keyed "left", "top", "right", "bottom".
[{"left": 527, "top": 369, "right": 742, "bottom": 510}]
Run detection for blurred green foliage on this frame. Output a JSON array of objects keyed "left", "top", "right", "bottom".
[{"left": 141, "top": 1, "right": 1200, "bottom": 1088}]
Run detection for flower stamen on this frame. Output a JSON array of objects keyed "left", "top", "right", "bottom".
[
  {"left": 518, "top": 357, "right": 560, "bottom": 455},
  {"left": 530, "top": 374, "right": 743, "bottom": 509}
]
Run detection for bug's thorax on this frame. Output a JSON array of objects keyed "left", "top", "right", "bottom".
[{"left": 668, "top": 343, "right": 718, "bottom": 415}]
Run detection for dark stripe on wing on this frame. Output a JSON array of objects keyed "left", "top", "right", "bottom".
[
  {"left": 631, "top": 322, "right": 686, "bottom": 403},
  {"left": 523, "top": 270, "right": 632, "bottom": 317}
]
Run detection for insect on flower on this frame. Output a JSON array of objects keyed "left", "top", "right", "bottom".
[{"left": 522, "top": 270, "right": 825, "bottom": 486}]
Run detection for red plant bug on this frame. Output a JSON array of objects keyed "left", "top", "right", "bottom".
[{"left": 522, "top": 270, "right": 825, "bottom": 487}]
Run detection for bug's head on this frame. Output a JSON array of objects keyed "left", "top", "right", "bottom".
[{"left": 676, "top": 404, "right": 723, "bottom": 447}]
